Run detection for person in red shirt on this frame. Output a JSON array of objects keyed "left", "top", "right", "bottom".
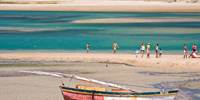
[
  {"left": 192, "top": 43, "right": 197, "bottom": 52},
  {"left": 189, "top": 43, "right": 197, "bottom": 58}
]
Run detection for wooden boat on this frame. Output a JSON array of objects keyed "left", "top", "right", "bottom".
[
  {"left": 60, "top": 85, "right": 178, "bottom": 100},
  {"left": 18, "top": 70, "right": 179, "bottom": 100}
]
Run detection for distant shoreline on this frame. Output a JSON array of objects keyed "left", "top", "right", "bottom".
[
  {"left": 0, "top": 50, "right": 189, "bottom": 55},
  {"left": 0, "top": 1, "right": 200, "bottom": 12}
]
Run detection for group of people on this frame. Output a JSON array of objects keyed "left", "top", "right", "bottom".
[
  {"left": 87, "top": 42, "right": 163, "bottom": 59},
  {"left": 136, "top": 43, "right": 162, "bottom": 58},
  {"left": 86, "top": 42, "right": 199, "bottom": 59},
  {"left": 184, "top": 43, "right": 199, "bottom": 58},
  {"left": 87, "top": 42, "right": 120, "bottom": 54}
]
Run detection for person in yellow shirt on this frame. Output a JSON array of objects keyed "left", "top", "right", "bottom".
[{"left": 147, "top": 43, "right": 150, "bottom": 59}]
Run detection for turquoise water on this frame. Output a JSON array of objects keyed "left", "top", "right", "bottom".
[{"left": 0, "top": 11, "right": 200, "bottom": 53}]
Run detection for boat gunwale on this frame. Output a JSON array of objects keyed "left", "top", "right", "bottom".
[{"left": 60, "top": 86, "right": 179, "bottom": 97}]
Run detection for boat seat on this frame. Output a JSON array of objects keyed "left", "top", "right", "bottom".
[{"left": 76, "top": 84, "right": 106, "bottom": 91}]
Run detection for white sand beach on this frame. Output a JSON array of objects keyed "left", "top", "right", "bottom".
[{"left": 0, "top": 53, "right": 200, "bottom": 70}]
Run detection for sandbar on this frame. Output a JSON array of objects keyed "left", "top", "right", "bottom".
[
  {"left": 0, "top": 52, "right": 200, "bottom": 70},
  {"left": 0, "top": 1, "right": 200, "bottom": 12}
]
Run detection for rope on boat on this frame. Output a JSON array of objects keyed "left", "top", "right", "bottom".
[
  {"left": 179, "top": 89, "right": 194, "bottom": 100},
  {"left": 92, "top": 90, "right": 95, "bottom": 100},
  {"left": 68, "top": 75, "right": 74, "bottom": 87}
]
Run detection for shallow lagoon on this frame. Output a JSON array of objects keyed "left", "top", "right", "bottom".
[{"left": 0, "top": 11, "right": 200, "bottom": 53}]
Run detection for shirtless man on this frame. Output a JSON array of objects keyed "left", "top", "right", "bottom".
[
  {"left": 183, "top": 44, "right": 187, "bottom": 58},
  {"left": 86, "top": 43, "right": 90, "bottom": 53},
  {"left": 113, "top": 42, "right": 119, "bottom": 54}
]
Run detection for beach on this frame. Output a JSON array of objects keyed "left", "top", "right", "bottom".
[
  {"left": 0, "top": 53, "right": 200, "bottom": 69},
  {"left": 0, "top": 1, "right": 200, "bottom": 12},
  {"left": 0, "top": 1, "right": 200, "bottom": 99},
  {"left": 0, "top": 53, "right": 200, "bottom": 100}
]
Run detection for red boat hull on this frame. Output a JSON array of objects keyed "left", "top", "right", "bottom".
[{"left": 62, "top": 91, "right": 104, "bottom": 100}]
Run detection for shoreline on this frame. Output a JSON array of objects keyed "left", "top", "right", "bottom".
[
  {"left": 0, "top": 2, "right": 200, "bottom": 12},
  {"left": 0, "top": 52, "right": 200, "bottom": 70},
  {"left": 0, "top": 50, "right": 188, "bottom": 55},
  {"left": 0, "top": 61, "right": 200, "bottom": 100}
]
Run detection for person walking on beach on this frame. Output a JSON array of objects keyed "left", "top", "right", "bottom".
[
  {"left": 147, "top": 43, "right": 150, "bottom": 59},
  {"left": 140, "top": 43, "right": 145, "bottom": 58},
  {"left": 86, "top": 43, "right": 90, "bottom": 53},
  {"left": 113, "top": 41, "right": 119, "bottom": 54},
  {"left": 183, "top": 44, "right": 187, "bottom": 58},
  {"left": 156, "top": 44, "right": 159, "bottom": 58}
]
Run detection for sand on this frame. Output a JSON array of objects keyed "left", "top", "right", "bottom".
[
  {"left": 72, "top": 17, "right": 200, "bottom": 23},
  {"left": 0, "top": 53, "right": 200, "bottom": 100},
  {"left": 0, "top": 61, "right": 199, "bottom": 100},
  {"left": 0, "top": 1, "right": 200, "bottom": 12},
  {"left": 0, "top": 53, "right": 200, "bottom": 70}
]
